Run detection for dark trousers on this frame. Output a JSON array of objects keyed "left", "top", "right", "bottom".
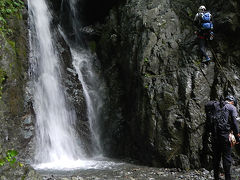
[
  {"left": 199, "top": 38, "right": 208, "bottom": 59},
  {"left": 213, "top": 136, "right": 232, "bottom": 180}
]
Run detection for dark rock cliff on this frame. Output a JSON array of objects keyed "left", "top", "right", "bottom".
[{"left": 94, "top": 0, "right": 240, "bottom": 169}]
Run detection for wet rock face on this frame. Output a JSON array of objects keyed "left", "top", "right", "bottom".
[
  {"left": 96, "top": 0, "right": 240, "bottom": 168},
  {"left": 0, "top": 2, "right": 34, "bottom": 162},
  {"left": 0, "top": 164, "right": 42, "bottom": 180},
  {"left": 49, "top": 0, "right": 119, "bottom": 28}
]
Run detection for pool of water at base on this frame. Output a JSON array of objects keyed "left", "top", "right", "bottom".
[
  {"left": 35, "top": 158, "right": 240, "bottom": 180},
  {"left": 35, "top": 158, "right": 175, "bottom": 180}
]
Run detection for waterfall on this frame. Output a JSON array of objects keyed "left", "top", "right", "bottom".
[
  {"left": 60, "top": 0, "right": 105, "bottom": 155},
  {"left": 28, "top": 0, "right": 106, "bottom": 170},
  {"left": 71, "top": 48, "right": 104, "bottom": 155},
  {"left": 28, "top": 0, "right": 86, "bottom": 165}
]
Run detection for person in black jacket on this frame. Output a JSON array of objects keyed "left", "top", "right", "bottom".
[
  {"left": 205, "top": 95, "right": 240, "bottom": 180},
  {"left": 194, "top": 5, "right": 214, "bottom": 63}
]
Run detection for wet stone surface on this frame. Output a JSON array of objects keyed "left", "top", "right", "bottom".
[{"left": 38, "top": 163, "right": 240, "bottom": 180}]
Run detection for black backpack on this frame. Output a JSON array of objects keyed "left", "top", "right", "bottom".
[
  {"left": 205, "top": 101, "right": 230, "bottom": 134},
  {"left": 213, "top": 102, "right": 231, "bottom": 133}
]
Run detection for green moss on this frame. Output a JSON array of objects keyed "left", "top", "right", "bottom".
[
  {"left": 7, "top": 39, "right": 15, "bottom": 49},
  {"left": 0, "top": 68, "right": 7, "bottom": 98},
  {"left": 186, "top": 7, "right": 193, "bottom": 18},
  {"left": 144, "top": 73, "right": 150, "bottom": 77},
  {"left": 0, "top": 0, "right": 24, "bottom": 36},
  {"left": 0, "top": 11, "right": 27, "bottom": 115}
]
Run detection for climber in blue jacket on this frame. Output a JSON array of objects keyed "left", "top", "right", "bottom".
[{"left": 194, "top": 5, "right": 214, "bottom": 63}]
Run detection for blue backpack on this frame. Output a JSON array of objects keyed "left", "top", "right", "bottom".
[{"left": 201, "top": 12, "right": 213, "bottom": 30}]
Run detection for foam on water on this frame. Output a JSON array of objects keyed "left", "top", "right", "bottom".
[{"left": 33, "top": 159, "right": 123, "bottom": 170}]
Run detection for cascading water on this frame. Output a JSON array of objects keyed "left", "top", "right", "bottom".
[
  {"left": 71, "top": 48, "right": 104, "bottom": 155},
  {"left": 28, "top": 0, "right": 109, "bottom": 170},
  {"left": 28, "top": 0, "right": 86, "bottom": 167},
  {"left": 60, "top": 0, "right": 105, "bottom": 155}
]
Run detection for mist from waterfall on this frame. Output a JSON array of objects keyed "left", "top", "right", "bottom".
[{"left": 28, "top": 0, "right": 86, "bottom": 165}]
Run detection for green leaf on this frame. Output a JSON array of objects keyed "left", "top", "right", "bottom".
[
  {"left": 0, "top": 16, "right": 5, "bottom": 21},
  {"left": 18, "top": 162, "right": 23, "bottom": 167},
  {"left": 7, "top": 150, "right": 18, "bottom": 157},
  {"left": 6, "top": 156, "right": 11, "bottom": 162},
  {"left": 6, "top": 9, "right": 12, "bottom": 14},
  {"left": 10, "top": 157, "right": 16, "bottom": 165},
  {"left": 0, "top": 159, "right": 5, "bottom": 166},
  {"left": 13, "top": 2, "right": 20, "bottom": 7}
]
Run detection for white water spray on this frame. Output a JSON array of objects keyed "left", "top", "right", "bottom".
[
  {"left": 28, "top": 0, "right": 85, "bottom": 165},
  {"left": 71, "top": 49, "right": 104, "bottom": 155}
]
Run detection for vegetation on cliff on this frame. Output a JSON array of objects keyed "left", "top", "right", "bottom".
[
  {"left": 0, "top": 0, "right": 24, "bottom": 35},
  {"left": 0, "top": 0, "right": 30, "bottom": 171},
  {"left": 0, "top": 0, "right": 24, "bottom": 99},
  {"left": 0, "top": 149, "right": 20, "bottom": 167}
]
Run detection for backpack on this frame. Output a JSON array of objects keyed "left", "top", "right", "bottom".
[
  {"left": 212, "top": 102, "right": 231, "bottom": 133},
  {"left": 201, "top": 12, "right": 213, "bottom": 30}
]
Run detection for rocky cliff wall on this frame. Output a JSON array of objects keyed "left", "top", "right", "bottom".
[
  {"left": 0, "top": 2, "right": 32, "bottom": 161},
  {"left": 0, "top": 1, "right": 42, "bottom": 178},
  {"left": 96, "top": 0, "right": 240, "bottom": 169}
]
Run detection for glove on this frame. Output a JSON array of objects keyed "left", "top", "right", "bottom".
[{"left": 229, "top": 133, "right": 236, "bottom": 147}]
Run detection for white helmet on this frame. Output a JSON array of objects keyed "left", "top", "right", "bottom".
[{"left": 198, "top": 5, "right": 206, "bottom": 12}]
